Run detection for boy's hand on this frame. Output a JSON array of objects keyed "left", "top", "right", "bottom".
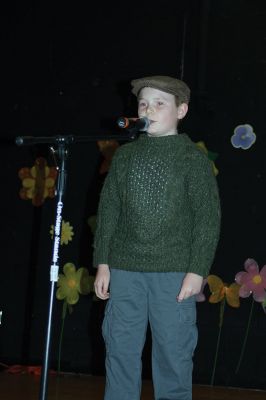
[
  {"left": 94, "top": 264, "right": 110, "bottom": 300},
  {"left": 177, "top": 272, "right": 203, "bottom": 302}
]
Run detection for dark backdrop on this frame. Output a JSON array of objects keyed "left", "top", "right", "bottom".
[{"left": 1, "top": 0, "right": 266, "bottom": 390}]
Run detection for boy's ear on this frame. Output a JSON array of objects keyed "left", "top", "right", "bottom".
[{"left": 177, "top": 103, "right": 188, "bottom": 120}]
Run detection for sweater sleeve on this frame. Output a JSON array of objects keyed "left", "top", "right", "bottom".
[
  {"left": 93, "top": 151, "right": 121, "bottom": 267},
  {"left": 186, "top": 150, "right": 221, "bottom": 277}
]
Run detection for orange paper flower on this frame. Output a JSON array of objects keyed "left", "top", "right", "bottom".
[
  {"left": 207, "top": 275, "right": 240, "bottom": 308},
  {"left": 19, "top": 157, "right": 57, "bottom": 206}
]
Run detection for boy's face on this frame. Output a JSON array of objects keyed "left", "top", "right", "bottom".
[{"left": 137, "top": 87, "right": 188, "bottom": 137}]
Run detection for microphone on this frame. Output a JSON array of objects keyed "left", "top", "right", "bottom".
[{"left": 117, "top": 117, "right": 150, "bottom": 132}]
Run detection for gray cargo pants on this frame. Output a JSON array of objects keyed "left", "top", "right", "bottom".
[{"left": 102, "top": 269, "right": 198, "bottom": 400}]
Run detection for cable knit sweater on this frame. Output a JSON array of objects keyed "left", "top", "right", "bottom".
[{"left": 93, "top": 133, "right": 221, "bottom": 277}]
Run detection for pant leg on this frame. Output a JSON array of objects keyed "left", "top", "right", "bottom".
[
  {"left": 147, "top": 272, "right": 198, "bottom": 400},
  {"left": 102, "top": 269, "right": 148, "bottom": 400}
]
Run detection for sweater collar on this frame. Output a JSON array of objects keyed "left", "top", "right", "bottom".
[{"left": 138, "top": 132, "right": 189, "bottom": 145}]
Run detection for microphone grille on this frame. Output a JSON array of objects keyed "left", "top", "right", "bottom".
[
  {"left": 139, "top": 117, "right": 150, "bottom": 131},
  {"left": 15, "top": 137, "right": 23, "bottom": 146},
  {"left": 117, "top": 117, "right": 129, "bottom": 129}
]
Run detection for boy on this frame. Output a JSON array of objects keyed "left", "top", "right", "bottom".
[{"left": 93, "top": 75, "right": 221, "bottom": 400}]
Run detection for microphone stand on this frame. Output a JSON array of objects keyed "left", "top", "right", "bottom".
[{"left": 15, "top": 131, "right": 137, "bottom": 400}]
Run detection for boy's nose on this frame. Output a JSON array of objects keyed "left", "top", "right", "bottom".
[{"left": 147, "top": 105, "right": 155, "bottom": 114}]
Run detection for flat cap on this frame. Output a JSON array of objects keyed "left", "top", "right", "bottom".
[{"left": 131, "top": 75, "right": 190, "bottom": 104}]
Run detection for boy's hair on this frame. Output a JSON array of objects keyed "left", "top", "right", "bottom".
[
  {"left": 175, "top": 96, "right": 182, "bottom": 107},
  {"left": 131, "top": 75, "right": 190, "bottom": 105}
]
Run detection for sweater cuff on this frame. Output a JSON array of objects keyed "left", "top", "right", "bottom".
[
  {"left": 187, "top": 265, "right": 208, "bottom": 278},
  {"left": 93, "top": 246, "right": 109, "bottom": 268},
  {"left": 188, "top": 257, "right": 212, "bottom": 278}
]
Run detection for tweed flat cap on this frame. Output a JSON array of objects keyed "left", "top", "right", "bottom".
[{"left": 131, "top": 75, "right": 190, "bottom": 104}]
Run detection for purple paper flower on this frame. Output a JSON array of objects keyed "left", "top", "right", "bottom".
[
  {"left": 231, "top": 124, "right": 256, "bottom": 150},
  {"left": 235, "top": 258, "right": 266, "bottom": 302}
]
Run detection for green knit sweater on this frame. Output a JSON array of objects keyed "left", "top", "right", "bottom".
[{"left": 93, "top": 133, "right": 221, "bottom": 277}]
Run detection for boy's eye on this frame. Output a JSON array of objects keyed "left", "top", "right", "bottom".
[
  {"left": 139, "top": 102, "right": 146, "bottom": 107},
  {"left": 157, "top": 101, "right": 164, "bottom": 106}
]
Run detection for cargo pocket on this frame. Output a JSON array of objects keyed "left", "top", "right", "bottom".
[
  {"left": 176, "top": 297, "right": 198, "bottom": 357},
  {"left": 177, "top": 297, "right": 197, "bottom": 325}
]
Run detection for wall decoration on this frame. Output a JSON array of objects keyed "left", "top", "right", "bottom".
[
  {"left": 56, "top": 262, "right": 95, "bottom": 372},
  {"left": 231, "top": 124, "right": 256, "bottom": 150},
  {"left": 234, "top": 259, "right": 266, "bottom": 374},
  {"left": 18, "top": 157, "right": 58, "bottom": 206},
  {"left": 235, "top": 258, "right": 266, "bottom": 302},
  {"left": 50, "top": 220, "right": 74, "bottom": 245},
  {"left": 56, "top": 262, "right": 93, "bottom": 305},
  {"left": 206, "top": 275, "right": 240, "bottom": 385},
  {"left": 207, "top": 275, "right": 240, "bottom": 307},
  {"left": 196, "top": 259, "right": 266, "bottom": 384}
]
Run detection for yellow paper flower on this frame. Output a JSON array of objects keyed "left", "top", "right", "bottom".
[
  {"left": 19, "top": 157, "right": 57, "bottom": 206},
  {"left": 56, "top": 263, "right": 94, "bottom": 305},
  {"left": 50, "top": 220, "right": 74, "bottom": 245}
]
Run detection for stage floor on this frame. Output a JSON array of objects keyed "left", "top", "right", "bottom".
[{"left": 0, "top": 372, "right": 265, "bottom": 400}]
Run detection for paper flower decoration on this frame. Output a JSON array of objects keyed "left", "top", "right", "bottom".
[
  {"left": 231, "top": 124, "right": 256, "bottom": 150},
  {"left": 56, "top": 262, "right": 95, "bottom": 373},
  {"left": 56, "top": 263, "right": 94, "bottom": 305},
  {"left": 207, "top": 275, "right": 240, "bottom": 308},
  {"left": 97, "top": 140, "right": 120, "bottom": 174},
  {"left": 50, "top": 220, "right": 74, "bottom": 245},
  {"left": 235, "top": 258, "right": 266, "bottom": 302},
  {"left": 234, "top": 258, "right": 266, "bottom": 374},
  {"left": 196, "top": 141, "right": 219, "bottom": 176},
  {"left": 206, "top": 275, "right": 240, "bottom": 385},
  {"left": 19, "top": 157, "right": 58, "bottom": 206}
]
